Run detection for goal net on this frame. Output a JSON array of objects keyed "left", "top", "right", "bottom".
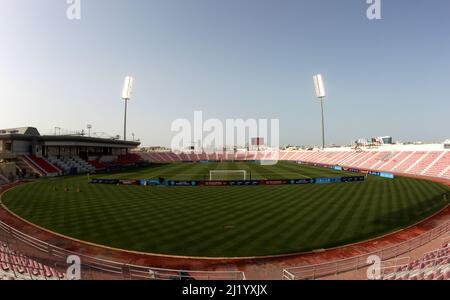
[{"left": 209, "top": 170, "right": 247, "bottom": 181}]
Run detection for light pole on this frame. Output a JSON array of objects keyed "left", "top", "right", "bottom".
[
  {"left": 313, "top": 74, "right": 327, "bottom": 150},
  {"left": 121, "top": 76, "right": 134, "bottom": 141},
  {"left": 87, "top": 124, "right": 92, "bottom": 137}
]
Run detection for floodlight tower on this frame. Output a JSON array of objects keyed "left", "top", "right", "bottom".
[
  {"left": 86, "top": 124, "right": 92, "bottom": 137},
  {"left": 121, "top": 76, "right": 134, "bottom": 141},
  {"left": 313, "top": 74, "right": 327, "bottom": 150}
]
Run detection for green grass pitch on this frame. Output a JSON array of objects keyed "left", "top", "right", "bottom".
[{"left": 2, "top": 161, "right": 449, "bottom": 257}]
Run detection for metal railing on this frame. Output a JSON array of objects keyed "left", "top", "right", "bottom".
[
  {"left": 381, "top": 255, "right": 450, "bottom": 277},
  {"left": 0, "top": 220, "right": 246, "bottom": 281},
  {"left": 283, "top": 220, "right": 450, "bottom": 280}
]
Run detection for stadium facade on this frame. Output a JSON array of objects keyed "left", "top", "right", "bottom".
[{"left": 0, "top": 127, "right": 140, "bottom": 182}]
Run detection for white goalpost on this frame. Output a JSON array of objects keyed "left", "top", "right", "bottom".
[{"left": 209, "top": 170, "right": 247, "bottom": 181}]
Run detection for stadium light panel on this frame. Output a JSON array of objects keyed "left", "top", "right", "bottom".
[
  {"left": 313, "top": 74, "right": 326, "bottom": 98},
  {"left": 122, "top": 76, "right": 134, "bottom": 100}
]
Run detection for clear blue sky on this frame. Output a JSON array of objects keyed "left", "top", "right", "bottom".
[{"left": 1, "top": 0, "right": 449, "bottom": 147}]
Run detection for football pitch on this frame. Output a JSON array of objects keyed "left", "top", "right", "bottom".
[{"left": 2, "top": 161, "right": 449, "bottom": 257}]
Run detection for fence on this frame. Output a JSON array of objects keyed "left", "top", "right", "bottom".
[
  {"left": 283, "top": 220, "right": 450, "bottom": 280},
  {"left": 0, "top": 220, "right": 246, "bottom": 280}
]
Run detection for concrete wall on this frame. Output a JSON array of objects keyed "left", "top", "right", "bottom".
[{"left": 0, "top": 162, "right": 16, "bottom": 178}]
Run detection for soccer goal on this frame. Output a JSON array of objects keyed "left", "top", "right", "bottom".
[{"left": 209, "top": 170, "right": 247, "bottom": 181}]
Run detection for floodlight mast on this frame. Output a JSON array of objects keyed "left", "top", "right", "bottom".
[
  {"left": 121, "top": 76, "right": 134, "bottom": 141},
  {"left": 313, "top": 74, "right": 326, "bottom": 150},
  {"left": 320, "top": 97, "right": 325, "bottom": 150},
  {"left": 87, "top": 124, "right": 92, "bottom": 137}
]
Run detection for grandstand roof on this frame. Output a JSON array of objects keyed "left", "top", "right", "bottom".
[
  {"left": 0, "top": 127, "right": 40, "bottom": 136},
  {"left": 0, "top": 127, "right": 140, "bottom": 147}
]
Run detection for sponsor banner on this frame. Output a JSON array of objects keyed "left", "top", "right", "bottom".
[
  {"left": 315, "top": 177, "right": 342, "bottom": 184},
  {"left": 379, "top": 172, "right": 395, "bottom": 179},
  {"left": 263, "top": 180, "right": 289, "bottom": 185},
  {"left": 299, "top": 161, "right": 336, "bottom": 169},
  {"left": 343, "top": 167, "right": 363, "bottom": 173},
  {"left": 341, "top": 176, "right": 365, "bottom": 182},
  {"left": 92, "top": 176, "right": 365, "bottom": 187},
  {"left": 118, "top": 180, "right": 139, "bottom": 185},
  {"left": 299, "top": 161, "right": 387, "bottom": 178},
  {"left": 229, "top": 180, "right": 260, "bottom": 186},
  {"left": 90, "top": 179, "right": 120, "bottom": 185},
  {"left": 202, "top": 180, "right": 260, "bottom": 186},
  {"left": 289, "top": 179, "right": 314, "bottom": 185},
  {"left": 140, "top": 179, "right": 162, "bottom": 186},
  {"left": 368, "top": 171, "right": 394, "bottom": 179},
  {"left": 203, "top": 181, "right": 229, "bottom": 186},
  {"left": 167, "top": 180, "right": 198, "bottom": 187}
]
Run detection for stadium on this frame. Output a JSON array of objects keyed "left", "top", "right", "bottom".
[
  {"left": 1, "top": 0, "right": 450, "bottom": 287},
  {"left": 0, "top": 127, "right": 449, "bottom": 280}
]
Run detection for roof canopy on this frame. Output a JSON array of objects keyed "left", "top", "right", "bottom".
[{"left": 0, "top": 127, "right": 40, "bottom": 136}]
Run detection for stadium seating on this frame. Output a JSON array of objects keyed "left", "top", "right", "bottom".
[
  {"left": 392, "top": 152, "right": 426, "bottom": 173},
  {"left": 156, "top": 152, "right": 173, "bottom": 162},
  {"left": 50, "top": 153, "right": 143, "bottom": 173},
  {"left": 117, "top": 154, "right": 142, "bottom": 166},
  {"left": 408, "top": 151, "right": 442, "bottom": 175},
  {"left": 198, "top": 152, "right": 208, "bottom": 161},
  {"left": 0, "top": 240, "right": 65, "bottom": 280},
  {"left": 324, "top": 152, "right": 347, "bottom": 164},
  {"left": 161, "top": 152, "right": 175, "bottom": 162},
  {"left": 246, "top": 152, "right": 257, "bottom": 160},
  {"left": 235, "top": 152, "right": 246, "bottom": 161},
  {"left": 442, "top": 167, "right": 450, "bottom": 180},
  {"left": 188, "top": 153, "right": 198, "bottom": 162},
  {"left": 206, "top": 152, "right": 217, "bottom": 161},
  {"left": 137, "top": 152, "right": 152, "bottom": 162},
  {"left": 381, "top": 242, "right": 450, "bottom": 280},
  {"left": 22, "top": 155, "right": 61, "bottom": 176},
  {"left": 137, "top": 149, "right": 450, "bottom": 182},
  {"left": 179, "top": 152, "right": 190, "bottom": 162},
  {"left": 359, "top": 151, "right": 389, "bottom": 169},
  {"left": 423, "top": 152, "right": 450, "bottom": 178},
  {"left": 378, "top": 151, "right": 412, "bottom": 171},
  {"left": 48, "top": 156, "right": 96, "bottom": 174},
  {"left": 88, "top": 160, "right": 107, "bottom": 171},
  {"left": 340, "top": 151, "right": 369, "bottom": 166},
  {"left": 0, "top": 174, "right": 9, "bottom": 186}
]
